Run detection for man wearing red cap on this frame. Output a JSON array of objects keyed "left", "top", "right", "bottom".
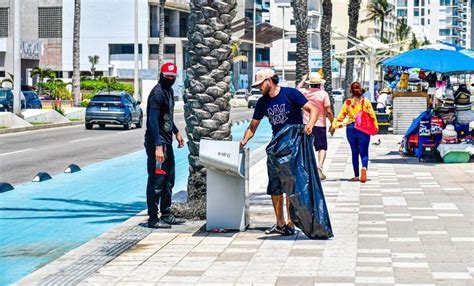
[{"left": 145, "top": 63, "right": 185, "bottom": 228}]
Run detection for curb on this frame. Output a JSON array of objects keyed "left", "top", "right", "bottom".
[{"left": 0, "top": 121, "right": 85, "bottom": 135}]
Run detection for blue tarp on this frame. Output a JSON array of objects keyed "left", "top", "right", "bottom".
[{"left": 383, "top": 49, "right": 474, "bottom": 73}]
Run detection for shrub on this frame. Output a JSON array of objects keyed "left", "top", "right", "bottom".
[
  {"left": 80, "top": 99, "right": 90, "bottom": 107},
  {"left": 51, "top": 102, "right": 65, "bottom": 116}
]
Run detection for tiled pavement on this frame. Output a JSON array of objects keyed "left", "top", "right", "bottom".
[{"left": 18, "top": 133, "right": 474, "bottom": 285}]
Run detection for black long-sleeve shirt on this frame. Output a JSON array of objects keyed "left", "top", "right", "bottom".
[{"left": 145, "top": 84, "right": 178, "bottom": 146}]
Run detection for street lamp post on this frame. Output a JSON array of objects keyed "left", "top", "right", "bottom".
[
  {"left": 13, "top": 0, "right": 21, "bottom": 116},
  {"left": 133, "top": 0, "right": 140, "bottom": 102},
  {"left": 252, "top": 0, "right": 256, "bottom": 84},
  {"left": 281, "top": 6, "right": 285, "bottom": 82}
]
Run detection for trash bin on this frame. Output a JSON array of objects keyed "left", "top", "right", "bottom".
[{"left": 199, "top": 139, "right": 249, "bottom": 231}]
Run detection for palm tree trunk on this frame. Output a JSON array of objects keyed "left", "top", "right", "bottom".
[
  {"left": 292, "top": 0, "right": 309, "bottom": 83},
  {"left": 321, "top": 0, "right": 333, "bottom": 111},
  {"left": 177, "top": 0, "right": 237, "bottom": 219},
  {"left": 343, "top": 0, "right": 361, "bottom": 99},
  {"left": 72, "top": 0, "right": 81, "bottom": 106},
  {"left": 158, "top": 0, "right": 165, "bottom": 70}
]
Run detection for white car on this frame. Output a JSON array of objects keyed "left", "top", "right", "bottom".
[
  {"left": 234, "top": 89, "right": 248, "bottom": 100},
  {"left": 247, "top": 89, "right": 262, "bottom": 108}
]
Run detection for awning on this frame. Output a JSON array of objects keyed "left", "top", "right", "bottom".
[
  {"left": 164, "top": 2, "right": 190, "bottom": 13},
  {"left": 239, "top": 23, "right": 286, "bottom": 46}
]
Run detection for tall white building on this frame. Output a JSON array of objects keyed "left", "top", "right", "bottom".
[
  {"left": 396, "top": 0, "right": 472, "bottom": 49},
  {"left": 269, "top": 0, "right": 322, "bottom": 85}
]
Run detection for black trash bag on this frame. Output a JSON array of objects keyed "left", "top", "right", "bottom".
[{"left": 266, "top": 124, "right": 333, "bottom": 239}]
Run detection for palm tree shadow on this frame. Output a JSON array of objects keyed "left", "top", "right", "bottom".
[{"left": 0, "top": 197, "right": 146, "bottom": 224}]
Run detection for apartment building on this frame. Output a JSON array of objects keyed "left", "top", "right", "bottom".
[
  {"left": 269, "top": 0, "right": 322, "bottom": 84},
  {"left": 396, "top": 0, "right": 472, "bottom": 49}
]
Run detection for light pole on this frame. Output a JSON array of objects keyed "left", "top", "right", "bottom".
[
  {"left": 252, "top": 0, "right": 256, "bottom": 84},
  {"left": 281, "top": 6, "right": 285, "bottom": 82},
  {"left": 13, "top": 0, "right": 21, "bottom": 116},
  {"left": 133, "top": 0, "right": 140, "bottom": 102}
]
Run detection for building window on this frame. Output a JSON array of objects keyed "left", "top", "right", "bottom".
[
  {"left": 287, "top": 52, "right": 297, "bottom": 61},
  {"left": 290, "top": 37, "right": 297, "bottom": 43},
  {"left": 397, "top": 0, "right": 407, "bottom": 7},
  {"left": 109, "top": 44, "right": 142, "bottom": 54},
  {"left": 414, "top": 9, "right": 419, "bottom": 16},
  {"left": 439, "top": 29, "right": 450, "bottom": 36},
  {"left": 440, "top": 0, "right": 450, "bottom": 5},
  {"left": 290, "top": 19, "right": 295, "bottom": 25},
  {"left": 0, "top": 8, "right": 8, "bottom": 38},
  {"left": 150, "top": 44, "right": 159, "bottom": 55},
  {"left": 421, "top": 18, "right": 425, "bottom": 25},
  {"left": 397, "top": 9, "right": 407, "bottom": 17},
  {"left": 149, "top": 5, "right": 159, "bottom": 38},
  {"left": 164, "top": 44, "right": 175, "bottom": 54},
  {"left": 38, "top": 7, "right": 62, "bottom": 38}
]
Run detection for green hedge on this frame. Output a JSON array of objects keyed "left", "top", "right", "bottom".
[{"left": 80, "top": 80, "right": 134, "bottom": 94}]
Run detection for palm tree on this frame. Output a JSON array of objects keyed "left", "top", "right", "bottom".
[
  {"left": 361, "top": 0, "right": 393, "bottom": 42},
  {"left": 158, "top": 0, "right": 165, "bottom": 70},
  {"left": 408, "top": 32, "right": 420, "bottom": 50},
  {"left": 178, "top": 0, "right": 237, "bottom": 219},
  {"left": 88, "top": 55, "right": 100, "bottom": 79},
  {"left": 321, "top": 0, "right": 334, "bottom": 110},
  {"left": 292, "top": 0, "right": 310, "bottom": 83},
  {"left": 395, "top": 17, "right": 411, "bottom": 51},
  {"left": 335, "top": 57, "right": 344, "bottom": 88},
  {"left": 344, "top": 0, "right": 362, "bottom": 96},
  {"left": 31, "top": 67, "right": 55, "bottom": 96},
  {"left": 72, "top": 0, "right": 81, "bottom": 107}
]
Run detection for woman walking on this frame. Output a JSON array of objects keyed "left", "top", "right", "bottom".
[{"left": 329, "top": 82, "right": 378, "bottom": 183}]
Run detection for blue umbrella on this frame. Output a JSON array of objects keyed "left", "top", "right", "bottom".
[{"left": 382, "top": 48, "right": 474, "bottom": 73}]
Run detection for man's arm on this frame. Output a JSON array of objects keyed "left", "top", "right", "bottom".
[
  {"left": 302, "top": 102, "right": 318, "bottom": 135},
  {"left": 240, "top": 119, "right": 261, "bottom": 149},
  {"left": 172, "top": 123, "right": 184, "bottom": 148},
  {"left": 325, "top": 105, "right": 334, "bottom": 126}
]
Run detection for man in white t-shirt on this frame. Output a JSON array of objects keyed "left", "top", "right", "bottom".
[{"left": 297, "top": 73, "right": 334, "bottom": 180}]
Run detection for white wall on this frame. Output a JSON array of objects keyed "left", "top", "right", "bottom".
[{"left": 61, "top": 0, "right": 150, "bottom": 74}]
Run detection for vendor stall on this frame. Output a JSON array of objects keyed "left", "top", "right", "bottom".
[{"left": 382, "top": 43, "right": 474, "bottom": 163}]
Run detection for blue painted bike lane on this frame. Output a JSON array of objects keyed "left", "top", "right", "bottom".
[{"left": 0, "top": 119, "right": 272, "bottom": 285}]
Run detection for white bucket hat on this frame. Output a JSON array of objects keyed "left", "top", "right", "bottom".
[{"left": 305, "top": 73, "right": 326, "bottom": 85}]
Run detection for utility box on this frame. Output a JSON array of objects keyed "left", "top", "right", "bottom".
[{"left": 199, "top": 139, "right": 249, "bottom": 231}]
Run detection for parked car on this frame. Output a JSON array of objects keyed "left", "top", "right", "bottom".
[
  {"left": 85, "top": 91, "right": 143, "bottom": 130},
  {"left": 234, "top": 89, "right": 249, "bottom": 100},
  {"left": 39, "top": 93, "right": 54, "bottom": 100},
  {"left": 247, "top": 89, "right": 262, "bottom": 108},
  {"left": 332, "top": 89, "right": 345, "bottom": 99},
  {"left": 22, "top": 91, "right": 42, "bottom": 109},
  {"left": 0, "top": 88, "right": 26, "bottom": 112}
]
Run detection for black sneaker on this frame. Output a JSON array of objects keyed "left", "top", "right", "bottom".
[
  {"left": 161, "top": 214, "right": 185, "bottom": 225},
  {"left": 147, "top": 218, "right": 171, "bottom": 228},
  {"left": 264, "top": 224, "right": 285, "bottom": 235}
]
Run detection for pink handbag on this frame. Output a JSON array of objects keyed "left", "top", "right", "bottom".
[{"left": 355, "top": 98, "right": 378, "bottom": 135}]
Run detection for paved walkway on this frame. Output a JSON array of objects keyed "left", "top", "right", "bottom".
[{"left": 18, "top": 133, "right": 474, "bottom": 286}]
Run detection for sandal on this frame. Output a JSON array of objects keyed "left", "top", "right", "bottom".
[
  {"left": 265, "top": 224, "right": 285, "bottom": 234},
  {"left": 281, "top": 225, "right": 296, "bottom": 236},
  {"left": 349, "top": 177, "right": 360, "bottom": 182},
  {"left": 360, "top": 168, "right": 367, "bottom": 183}
]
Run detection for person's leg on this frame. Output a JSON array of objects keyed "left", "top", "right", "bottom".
[
  {"left": 313, "top": 126, "right": 328, "bottom": 180},
  {"left": 285, "top": 194, "right": 294, "bottom": 228},
  {"left": 346, "top": 124, "right": 361, "bottom": 179},
  {"left": 271, "top": 194, "right": 286, "bottom": 227},
  {"left": 358, "top": 131, "right": 371, "bottom": 183},
  {"left": 160, "top": 144, "right": 174, "bottom": 217},
  {"left": 145, "top": 141, "right": 159, "bottom": 219},
  {"left": 318, "top": 150, "right": 327, "bottom": 168}
]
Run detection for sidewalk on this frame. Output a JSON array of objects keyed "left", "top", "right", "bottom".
[{"left": 18, "top": 133, "right": 474, "bottom": 286}]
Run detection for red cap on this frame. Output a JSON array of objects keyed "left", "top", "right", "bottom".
[{"left": 160, "top": 63, "right": 178, "bottom": 77}]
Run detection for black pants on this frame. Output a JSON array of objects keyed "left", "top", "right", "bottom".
[{"left": 145, "top": 141, "right": 175, "bottom": 219}]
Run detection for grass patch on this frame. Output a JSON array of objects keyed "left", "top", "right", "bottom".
[
  {"left": 0, "top": 125, "right": 7, "bottom": 129},
  {"left": 30, "top": 122, "right": 51, "bottom": 126},
  {"left": 69, "top": 118, "right": 82, "bottom": 122}
]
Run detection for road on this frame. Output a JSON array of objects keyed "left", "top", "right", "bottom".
[{"left": 0, "top": 107, "right": 254, "bottom": 185}]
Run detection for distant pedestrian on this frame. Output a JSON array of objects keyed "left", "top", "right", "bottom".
[
  {"left": 377, "top": 87, "right": 391, "bottom": 113},
  {"left": 240, "top": 69, "right": 318, "bottom": 235},
  {"left": 329, "top": 82, "right": 378, "bottom": 183},
  {"left": 144, "top": 63, "right": 185, "bottom": 228},
  {"left": 297, "top": 73, "right": 334, "bottom": 180}
]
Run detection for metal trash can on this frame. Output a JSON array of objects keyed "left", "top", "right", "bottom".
[{"left": 199, "top": 139, "right": 249, "bottom": 231}]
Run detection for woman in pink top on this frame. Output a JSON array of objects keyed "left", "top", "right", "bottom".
[{"left": 297, "top": 74, "right": 334, "bottom": 180}]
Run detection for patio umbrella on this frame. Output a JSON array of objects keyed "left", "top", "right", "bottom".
[{"left": 382, "top": 44, "right": 474, "bottom": 73}]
